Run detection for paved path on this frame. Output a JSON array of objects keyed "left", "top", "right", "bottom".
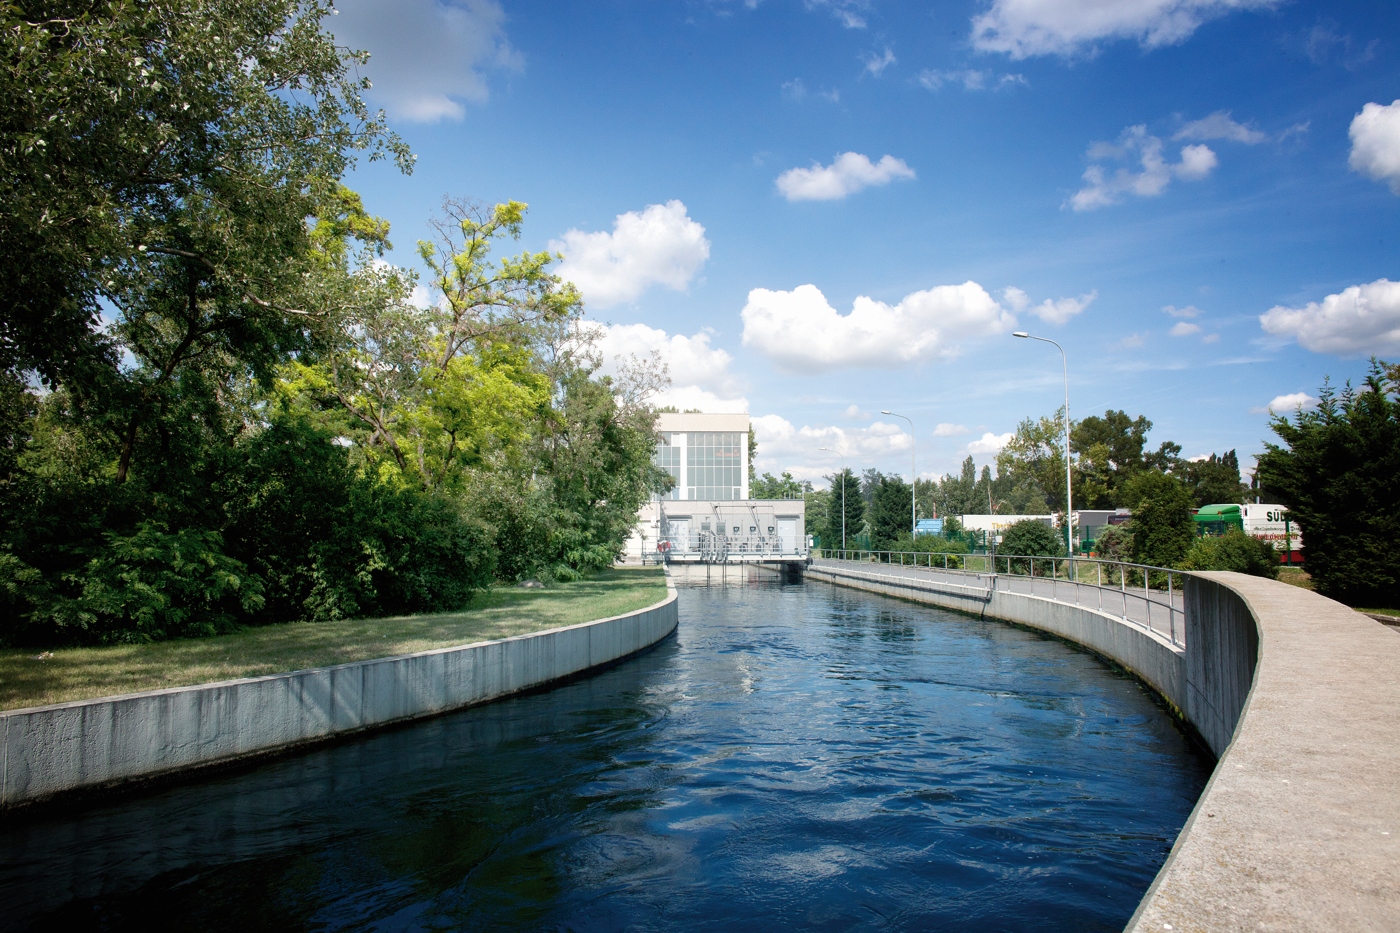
[{"left": 810, "top": 557, "right": 1186, "bottom": 647}]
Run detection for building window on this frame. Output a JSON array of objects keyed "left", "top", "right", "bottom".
[
  {"left": 653, "top": 432, "right": 683, "bottom": 500},
  {"left": 686, "top": 431, "right": 743, "bottom": 500}
]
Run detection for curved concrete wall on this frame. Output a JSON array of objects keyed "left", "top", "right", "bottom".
[
  {"left": 1128, "top": 572, "right": 1400, "bottom": 932},
  {"left": 804, "top": 563, "right": 1186, "bottom": 710},
  {"left": 1, "top": 582, "right": 679, "bottom": 810},
  {"left": 808, "top": 563, "right": 1400, "bottom": 931}
]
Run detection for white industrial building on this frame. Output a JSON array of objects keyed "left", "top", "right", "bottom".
[{"left": 623, "top": 412, "right": 806, "bottom": 563}]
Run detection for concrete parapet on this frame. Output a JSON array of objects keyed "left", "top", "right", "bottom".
[
  {"left": 1, "top": 581, "right": 679, "bottom": 810},
  {"left": 1128, "top": 572, "right": 1400, "bottom": 932}
]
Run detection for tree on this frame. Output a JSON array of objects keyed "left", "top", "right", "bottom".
[
  {"left": 871, "top": 475, "right": 911, "bottom": 550},
  {"left": 1122, "top": 471, "right": 1195, "bottom": 568},
  {"left": 290, "top": 199, "right": 572, "bottom": 492},
  {"left": 997, "top": 409, "right": 1068, "bottom": 511},
  {"left": 1181, "top": 450, "right": 1244, "bottom": 507},
  {"left": 1072, "top": 409, "right": 1152, "bottom": 508},
  {"left": 751, "top": 471, "right": 809, "bottom": 499},
  {"left": 826, "top": 468, "right": 863, "bottom": 549},
  {"left": 2, "top": 0, "right": 405, "bottom": 391},
  {"left": 1256, "top": 362, "right": 1400, "bottom": 606}
]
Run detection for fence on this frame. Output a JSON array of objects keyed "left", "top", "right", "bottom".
[
  {"left": 645, "top": 532, "right": 808, "bottom": 564},
  {"left": 812, "top": 549, "right": 1185, "bottom": 647}
]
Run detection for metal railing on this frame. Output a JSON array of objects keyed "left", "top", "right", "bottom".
[
  {"left": 644, "top": 532, "right": 807, "bottom": 564},
  {"left": 812, "top": 549, "right": 1185, "bottom": 648}
]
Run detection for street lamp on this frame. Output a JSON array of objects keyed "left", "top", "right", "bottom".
[
  {"left": 820, "top": 447, "right": 846, "bottom": 551},
  {"left": 1013, "top": 332, "right": 1074, "bottom": 558},
  {"left": 880, "top": 410, "right": 917, "bottom": 538}
]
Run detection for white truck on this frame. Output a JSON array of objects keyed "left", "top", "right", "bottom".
[{"left": 1243, "top": 504, "right": 1303, "bottom": 563}]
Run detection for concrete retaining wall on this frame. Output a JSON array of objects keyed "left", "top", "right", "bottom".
[
  {"left": 1, "top": 582, "right": 679, "bottom": 810},
  {"left": 804, "top": 563, "right": 1186, "bottom": 709}
]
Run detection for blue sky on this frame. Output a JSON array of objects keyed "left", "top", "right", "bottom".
[{"left": 332, "top": 0, "right": 1400, "bottom": 485}]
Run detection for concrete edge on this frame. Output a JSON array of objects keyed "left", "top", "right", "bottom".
[
  {"left": 1, "top": 581, "right": 679, "bottom": 718},
  {"left": 805, "top": 564, "right": 1186, "bottom": 708},
  {"left": 1, "top": 572, "right": 679, "bottom": 812},
  {"left": 1125, "top": 571, "right": 1400, "bottom": 932}
]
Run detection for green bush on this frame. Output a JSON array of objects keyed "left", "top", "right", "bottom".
[
  {"left": 999, "top": 519, "right": 1064, "bottom": 557},
  {"left": 1091, "top": 524, "right": 1133, "bottom": 561},
  {"left": 887, "top": 534, "right": 969, "bottom": 568},
  {"left": 219, "top": 416, "right": 495, "bottom": 623},
  {"left": 1180, "top": 529, "right": 1279, "bottom": 578}
]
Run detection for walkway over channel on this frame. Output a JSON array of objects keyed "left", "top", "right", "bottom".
[{"left": 807, "top": 553, "right": 1400, "bottom": 932}]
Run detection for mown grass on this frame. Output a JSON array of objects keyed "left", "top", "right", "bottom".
[
  {"left": 1274, "top": 567, "right": 1400, "bottom": 617},
  {"left": 0, "top": 567, "right": 667, "bottom": 712}
]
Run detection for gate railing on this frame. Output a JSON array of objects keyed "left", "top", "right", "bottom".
[{"left": 812, "top": 549, "right": 1185, "bottom": 648}]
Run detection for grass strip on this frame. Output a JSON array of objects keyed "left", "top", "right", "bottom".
[{"left": 0, "top": 567, "right": 667, "bottom": 712}]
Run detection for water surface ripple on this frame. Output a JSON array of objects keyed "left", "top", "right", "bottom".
[{"left": 0, "top": 581, "right": 1212, "bottom": 932}]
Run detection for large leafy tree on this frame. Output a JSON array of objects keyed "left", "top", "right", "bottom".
[
  {"left": 997, "top": 409, "right": 1069, "bottom": 511},
  {"left": 1180, "top": 450, "right": 1244, "bottom": 507},
  {"left": 1256, "top": 362, "right": 1400, "bottom": 606},
  {"left": 1121, "top": 471, "right": 1195, "bottom": 568},
  {"left": 2, "top": 0, "right": 406, "bottom": 396},
  {"left": 1073, "top": 409, "right": 1151, "bottom": 508}
]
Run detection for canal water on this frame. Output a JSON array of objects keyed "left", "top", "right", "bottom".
[{"left": 0, "top": 581, "right": 1212, "bottom": 932}]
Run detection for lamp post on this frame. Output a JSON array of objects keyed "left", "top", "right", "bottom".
[
  {"left": 820, "top": 447, "right": 846, "bottom": 551},
  {"left": 880, "top": 410, "right": 917, "bottom": 538},
  {"left": 1012, "top": 332, "right": 1074, "bottom": 560}
]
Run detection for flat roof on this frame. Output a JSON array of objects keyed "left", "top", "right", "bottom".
[{"left": 656, "top": 412, "right": 750, "bottom": 433}]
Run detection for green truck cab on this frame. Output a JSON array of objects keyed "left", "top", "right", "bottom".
[{"left": 1193, "top": 503, "right": 1244, "bottom": 537}]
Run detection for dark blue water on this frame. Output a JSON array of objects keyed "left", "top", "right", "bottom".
[{"left": 0, "top": 582, "right": 1211, "bottom": 932}]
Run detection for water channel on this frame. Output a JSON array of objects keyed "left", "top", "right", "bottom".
[{"left": 0, "top": 581, "right": 1212, "bottom": 932}]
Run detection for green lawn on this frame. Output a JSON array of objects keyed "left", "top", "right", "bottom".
[{"left": 0, "top": 567, "right": 667, "bottom": 712}]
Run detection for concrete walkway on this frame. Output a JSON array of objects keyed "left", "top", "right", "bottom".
[{"left": 1128, "top": 573, "right": 1400, "bottom": 932}]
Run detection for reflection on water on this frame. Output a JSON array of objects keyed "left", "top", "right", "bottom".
[{"left": 0, "top": 582, "right": 1211, "bottom": 932}]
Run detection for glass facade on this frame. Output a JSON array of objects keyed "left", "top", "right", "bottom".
[
  {"left": 687, "top": 432, "right": 743, "bottom": 500},
  {"left": 652, "top": 430, "right": 745, "bottom": 500},
  {"left": 655, "top": 433, "right": 683, "bottom": 500}
]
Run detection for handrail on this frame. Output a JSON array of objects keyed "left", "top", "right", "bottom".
[{"left": 812, "top": 549, "right": 1185, "bottom": 648}]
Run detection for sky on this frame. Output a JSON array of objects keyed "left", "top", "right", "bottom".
[{"left": 329, "top": 0, "right": 1400, "bottom": 487}]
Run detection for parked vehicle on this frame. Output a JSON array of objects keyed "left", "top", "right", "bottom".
[{"left": 1194, "top": 503, "right": 1303, "bottom": 565}]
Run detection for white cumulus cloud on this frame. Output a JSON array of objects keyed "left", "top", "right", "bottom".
[
  {"left": 1349, "top": 100, "right": 1400, "bottom": 195},
  {"left": 934, "top": 423, "right": 971, "bottom": 437},
  {"left": 1175, "top": 110, "right": 1266, "bottom": 144},
  {"left": 775, "top": 152, "right": 916, "bottom": 202},
  {"left": 741, "top": 282, "right": 1017, "bottom": 372},
  {"left": 971, "top": 0, "right": 1280, "bottom": 59},
  {"left": 752, "top": 415, "right": 913, "bottom": 481},
  {"left": 586, "top": 322, "right": 747, "bottom": 413},
  {"left": 329, "top": 0, "right": 522, "bottom": 121},
  {"left": 1259, "top": 279, "right": 1400, "bottom": 356},
  {"left": 1170, "top": 321, "right": 1201, "bottom": 336},
  {"left": 967, "top": 431, "right": 1014, "bottom": 455},
  {"left": 1069, "top": 125, "right": 1216, "bottom": 211},
  {"left": 1030, "top": 290, "right": 1097, "bottom": 324},
  {"left": 1251, "top": 392, "right": 1319, "bottom": 415},
  {"left": 552, "top": 202, "right": 710, "bottom": 308}
]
